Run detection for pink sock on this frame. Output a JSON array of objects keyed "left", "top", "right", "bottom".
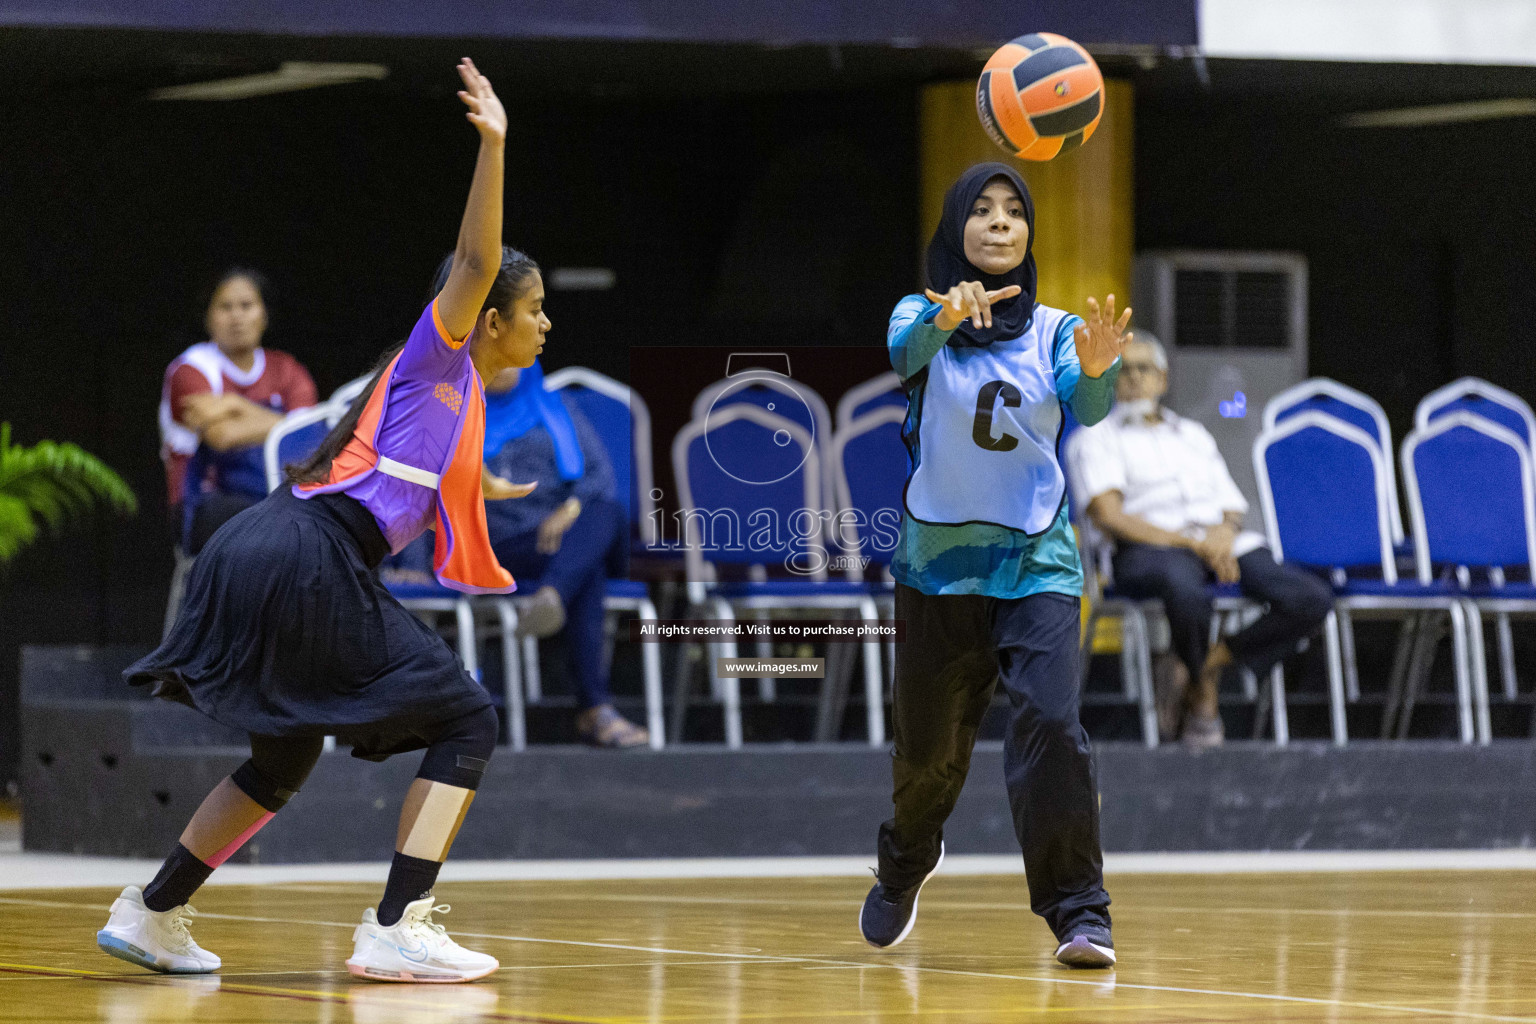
[{"left": 204, "top": 812, "right": 275, "bottom": 868}]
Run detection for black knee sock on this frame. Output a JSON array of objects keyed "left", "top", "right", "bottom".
[
  {"left": 142, "top": 843, "right": 214, "bottom": 912},
  {"left": 378, "top": 852, "right": 442, "bottom": 927}
]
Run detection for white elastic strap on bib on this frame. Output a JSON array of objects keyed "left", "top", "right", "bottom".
[{"left": 376, "top": 456, "right": 441, "bottom": 489}]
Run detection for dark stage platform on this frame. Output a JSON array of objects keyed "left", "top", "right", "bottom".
[{"left": 21, "top": 645, "right": 1536, "bottom": 862}]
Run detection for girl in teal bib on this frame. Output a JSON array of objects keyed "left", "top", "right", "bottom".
[{"left": 859, "top": 163, "right": 1129, "bottom": 969}]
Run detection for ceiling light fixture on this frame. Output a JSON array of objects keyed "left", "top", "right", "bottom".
[
  {"left": 149, "top": 62, "right": 388, "bottom": 101},
  {"left": 1341, "top": 97, "right": 1536, "bottom": 128}
]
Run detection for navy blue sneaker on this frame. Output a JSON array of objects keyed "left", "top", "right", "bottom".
[
  {"left": 858, "top": 842, "right": 944, "bottom": 949},
  {"left": 1055, "top": 922, "right": 1116, "bottom": 968}
]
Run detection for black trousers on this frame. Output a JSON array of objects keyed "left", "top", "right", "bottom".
[
  {"left": 879, "top": 584, "right": 1110, "bottom": 941},
  {"left": 1111, "top": 544, "right": 1333, "bottom": 679}
]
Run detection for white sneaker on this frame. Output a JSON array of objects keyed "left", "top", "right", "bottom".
[
  {"left": 346, "top": 897, "right": 499, "bottom": 983},
  {"left": 96, "top": 886, "right": 221, "bottom": 974}
]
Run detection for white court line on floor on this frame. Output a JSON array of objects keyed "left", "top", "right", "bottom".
[
  {"left": 415, "top": 890, "right": 1536, "bottom": 920},
  {"left": 2, "top": 895, "right": 1531, "bottom": 1023},
  {"left": 1, "top": 848, "right": 1534, "bottom": 889}
]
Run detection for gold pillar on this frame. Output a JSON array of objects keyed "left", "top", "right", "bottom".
[
  {"left": 918, "top": 78, "right": 1134, "bottom": 315},
  {"left": 920, "top": 78, "right": 1134, "bottom": 653}
]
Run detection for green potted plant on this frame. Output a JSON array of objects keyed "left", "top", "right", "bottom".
[{"left": 0, "top": 422, "right": 137, "bottom": 562}]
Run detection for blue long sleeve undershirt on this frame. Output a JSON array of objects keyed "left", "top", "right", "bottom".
[{"left": 885, "top": 295, "right": 1121, "bottom": 598}]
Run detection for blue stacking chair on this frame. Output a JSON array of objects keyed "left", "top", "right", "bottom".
[
  {"left": 1413, "top": 379, "right": 1533, "bottom": 703},
  {"left": 1264, "top": 378, "right": 1413, "bottom": 702},
  {"left": 1416, "top": 377, "right": 1536, "bottom": 449},
  {"left": 537, "top": 366, "right": 664, "bottom": 748},
  {"left": 262, "top": 404, "right": 335, "bottom": 493},
  {"left": 835, "top": 371, "right": 905, "bottom": 431},
  {"left": 1255, "top": 411, "right": 1481, "bottom": 745},
  {"left": 545, "top": 366, "right": 658, "bottom": 544},
  {"left": 1403, "top": 412, "right": 1536, "bottom": 724},
  {"left": 692, "top": 370, "right": 836, "bottom": 508},
  {"left": 673, "top": 404, "right": 883, "bottom": 748},
  {"left": 826, "top": 404, "right": 908, "bottom": 745},
  {"left": 1264, "top": 378, "right": 1404, "bottom": 545}
]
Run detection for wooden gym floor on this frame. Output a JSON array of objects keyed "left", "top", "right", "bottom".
[{"left": 2, "top": 869, "right": 1534, "bottom": 1023}]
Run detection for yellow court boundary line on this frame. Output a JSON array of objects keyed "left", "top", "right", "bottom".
[{"left": 0, "top": 960, "right": 612, "bottom": 1024}]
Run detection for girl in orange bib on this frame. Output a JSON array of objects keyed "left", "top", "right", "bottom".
[{"left": 104, "top": 59, "right": 540, "bottom": 984}]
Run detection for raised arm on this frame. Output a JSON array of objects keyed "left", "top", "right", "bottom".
[{"left": 434, "top": 58, "right": 508, "bottom": 342}]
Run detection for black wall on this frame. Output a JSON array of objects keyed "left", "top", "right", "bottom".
[{"left": 1135, "top": 89, "right": 1536, "bottom": 441}]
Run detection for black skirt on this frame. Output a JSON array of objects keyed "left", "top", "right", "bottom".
[{"left": 126, "top": 487, "right": 492, "bottom": 761}]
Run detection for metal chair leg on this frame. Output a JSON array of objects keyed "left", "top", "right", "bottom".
[
  {"left": 494, "top": 600, "right": 526, "bottom": 751},
  {"left": 668, "top": 640, "right": 695, "bottom": 744},
  {"left": 1117, "top": 614, "right": 1139, "bottom": 713},
  {"left": 1381, "top": 615, "right": 1421, "bottom": 739},
  {"left": 522, "top": 634, "right": 543, "bottom": 703},
  {"left": 1270, "top": 665, "right": 1289, "bottom": 746},
  {"left": 1338, "top": 609, "right": 1361, "bottom": 702},
  {"left": 1323, "top": 610, "right": 1348, "bottom": 746},
  {"left": 1251, "top": 668, "right": 1270, "bottom": 739},
  {"left": 1395, "top": 615, "right": 1444, "bottom": 741},
  {"left": 754, "top": 613, "right": 776, "bottom": 702},
  {"left": 860, "top": 597, "right": 886, "bottom": 747},
  {"left": 454, "top": 599, "right": 479, "bottom": 681},
  {"left": 635, "top": 598, "right": 665, "bottom": 750},
  {"left": 1496, "top": 611, "right": 1519, "bottom": 700},
  {"left": 711, "top": 599, "right": 743, "bottom": 749},
  {"left": 814, "top": 640, "right": 852, "bottom": 742},
  {"left": 1444, "top": 601, "right": 1478, "bottom": 744},
  {"left": 1462, "top": 601, "right": 1486, "bottom": 746},
  {"left": 1123, "top": 607, "right": 1157, "bottom": 748}
]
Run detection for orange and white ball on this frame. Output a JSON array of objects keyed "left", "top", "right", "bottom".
[{"left": 976, "top": 33, "right": 1105, "bottom": 161}]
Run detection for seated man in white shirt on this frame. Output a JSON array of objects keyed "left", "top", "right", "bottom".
[{"left": 1065, "top": 334, "right": 1332, "bottom": 747}]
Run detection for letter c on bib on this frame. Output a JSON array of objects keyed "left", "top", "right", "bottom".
[{"left": 972, "top": 380, "right": 1022, "bottom": 452}]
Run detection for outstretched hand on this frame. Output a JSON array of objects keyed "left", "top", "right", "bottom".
[
  {"left": 924, "top": 283, "right": 1023, "bottom": 332},
  {"left": 482, "top": 467, "right": 536, "bottom": 500},
  {"left": 456, "top": 58, "right": 506, "bottom": 142},
  {"left": 1073, "top": 294, "right": 1132, "bottom": 378}
]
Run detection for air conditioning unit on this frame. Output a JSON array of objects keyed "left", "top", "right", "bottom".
[{"left": 1133, "top": 250, "right": 1308, "bottom": 512}]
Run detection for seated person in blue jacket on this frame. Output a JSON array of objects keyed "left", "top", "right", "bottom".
[{"left": 395, "top": 360, "right": 648, "bottom": 748}]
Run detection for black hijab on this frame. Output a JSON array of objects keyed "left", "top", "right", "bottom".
[{"left": 924, "top": 162, "right": 1037, "bottom": 347}]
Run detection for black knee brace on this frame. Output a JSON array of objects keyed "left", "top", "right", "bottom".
[
  {"left": 235, "top": 735, "right": 324, "bottom": 812},
  {"left": 416, "top": 705, "right": 499, "bottom": 790},
  {"left": 232, "top": 759, "right": 303, "bottom": 813}
]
